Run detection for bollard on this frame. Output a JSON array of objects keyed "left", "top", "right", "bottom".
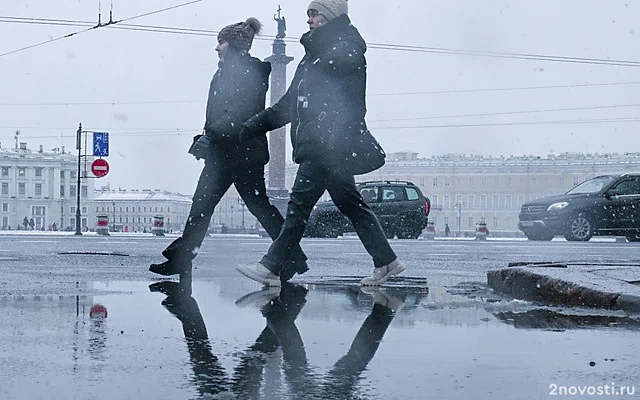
[
  {"left": 475, "top": 221, "right": 488, "bottom": 241},
  {"left": 96, "top": 214, "right": 110, "bottom": 236},
  {"left": 423, "top": 221, "right": 436, "bottom": 240},
  {"left": 152, "top": 215, "right": 165, "bottom": 236}
]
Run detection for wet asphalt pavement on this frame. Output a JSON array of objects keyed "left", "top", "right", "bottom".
[{"left": 1, "top": 233, "right": 639, "bottom": 399}]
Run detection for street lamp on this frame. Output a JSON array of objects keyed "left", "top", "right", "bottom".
[
  {"left": 60, "top": 197, "right": 64, "bottom": 231},
  {"left": 112, "top": 201, "right": 116, "bottom": 232},
  {"left": 237, "top": 197, "right": 246, "bottom": 231},
  {"left": 456, "top": 201, "right": 463, "bottom": 237},
  {"left": 74, "top": 123, "right": 82, "bottom": 235}
]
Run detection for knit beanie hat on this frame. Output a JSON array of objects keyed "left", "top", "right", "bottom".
[
  {"left": 307, "top": 0, "right": 348, "bottom": 21},
  {"left": 218, "top": 17, "right": 262, "bottom": 52}
]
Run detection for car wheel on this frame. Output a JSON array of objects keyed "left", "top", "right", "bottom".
[
  {"left": 625, "top": 232, "right": 640, "bottom": 242},
  {"left": 564, "top": 212, "right": 594, "bottom": 241}
]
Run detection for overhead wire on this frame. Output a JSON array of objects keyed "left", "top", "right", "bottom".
[
  {"left": 367, "top": 81, "right": 640, "bottom": 97},
  {"left": 368, "top": 103, "right": 640, "bottom": 123},
  {"left": 368, "top": 116, "right": 640, "bottom": 130},
  {"left": 2, "top": 15, "right": 640, "bottom": 67},
  {"left": 0, "top": 0, "right": 204, "bottom": 58},
  {"left": 2, "top": 10, "right": 640, "bottom": 141},
  {"left": 0, "top": 25, "right": 98, "bottom": 58},
  {"left": 3, "top": 116, "right": 639, "bottom": 142}
]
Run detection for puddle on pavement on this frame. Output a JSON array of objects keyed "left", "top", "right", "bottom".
[{"left": 1, "top": 278, "right": 638, "bottom": 400}]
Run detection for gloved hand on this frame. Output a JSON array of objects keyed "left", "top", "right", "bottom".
[
  {"left": 188, "top": 134, "right": 213, "bottom": 160},
  {"left": 238, "top": 118, "right": 262, "bottom": 142}
]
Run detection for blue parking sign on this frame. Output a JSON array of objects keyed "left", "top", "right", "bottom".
[{"left": 93, "top": 132, "right": 109, "bottom": 157}]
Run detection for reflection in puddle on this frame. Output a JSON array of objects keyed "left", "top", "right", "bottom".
[
  {"left": 1, "top": 277, "right": 638, "bottom": 400},
  {"left": 495, "top": 309, "right": 640, "bottom": 331},
  {"left": 151, "top": 278, "right": 405, "bottom": 399}
]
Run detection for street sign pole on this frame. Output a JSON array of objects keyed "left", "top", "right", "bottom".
[
  {"left": 70, "top": 126, "right": 110, "bottom": 236},
  {"left": 75, "top": 123, "right": 82, "bottom": 236}
]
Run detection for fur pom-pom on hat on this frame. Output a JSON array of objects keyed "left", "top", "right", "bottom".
[
  {"left": 307, "top": 0, "right": 348, "bottom": 21},
  {"left": 218, "top": 17, "right": 262, "bottom": 52}
]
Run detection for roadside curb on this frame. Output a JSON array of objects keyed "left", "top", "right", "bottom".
[{"left": 487, "top": 264, "right": 640, "bottom": 313}]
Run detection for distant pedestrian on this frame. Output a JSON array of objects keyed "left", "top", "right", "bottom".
[
  {"left": 149, "top": 17, "right": 307, "bottom": 281},
  {"left": 28, "top": 217, "right": 35, "bottom": 231},
  {"left": 444, "top": 224, "right": 451, "bottom": 237},
  {"left": 236, "top": 0, "right": 405, "bottom": 287},
  {"left": 22, "top": 216, "right": 29, "bottom": 230}
]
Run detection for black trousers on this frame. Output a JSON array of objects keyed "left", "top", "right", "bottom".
[
  {"left": 163, "top": 160, "right": 307, "bottom": 270},
  {"left": 261, "top": 161, "right": 397, "bottom": 274}
]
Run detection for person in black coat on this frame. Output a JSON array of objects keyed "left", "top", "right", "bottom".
[
  {"left": 150, "top": 17, "right": 308, "bottom": 281},
  {"left": 236, "top": 1, "right": 405, "bottom": 287}
]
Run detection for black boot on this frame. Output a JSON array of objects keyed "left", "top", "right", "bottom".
[{"left": 149, "top": 259, "right": 192, "bottom": 276}]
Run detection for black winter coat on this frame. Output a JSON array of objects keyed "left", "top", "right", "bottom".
[
  {"left": 247, "top": 15, "right": 368, "bottom": 166},
  {"left": 204, "top": 51, "right": 271, "bottom": 166}
]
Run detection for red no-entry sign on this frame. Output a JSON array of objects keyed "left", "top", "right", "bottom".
[{"left": 91, "top": 158, "right": 110, "bottom": 178}]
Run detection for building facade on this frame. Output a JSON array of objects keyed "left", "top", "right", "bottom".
[
  {"left": 5, "top": 140, "right": 640, "bottom": 236},
  {"left": 0, "top": 141, "right": 95, "bottom": 231},
  {"left": 93, "top": 188, "right": 192, "bottom": 233}
]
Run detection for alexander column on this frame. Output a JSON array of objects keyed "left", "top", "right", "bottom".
[{"left": 265, "top": 6, "right": 294, "bottom": 201}]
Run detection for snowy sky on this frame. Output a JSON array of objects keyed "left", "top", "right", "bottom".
[{"left": 1, "top": 0, "right": 639, "bottom": 195}]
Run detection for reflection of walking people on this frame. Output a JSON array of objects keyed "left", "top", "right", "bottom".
[
  {"left": 149, "top": 17, "right": 307, "bottom": 281},
  {"left": 151, "top": 279, "right": 405, "bottom": 399},
  {"left": 149, "top": 278, "right": 230, "bottom": 397},
  {"left": 237, "top": 0, "right": 405, "bottom": 287},
  {"left": 237, "top": 284, "right": 403, "bottom": 399}
]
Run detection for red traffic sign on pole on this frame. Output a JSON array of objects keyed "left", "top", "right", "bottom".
[{"left": 91, "top": 158, "right": 110, "bottom": 178}]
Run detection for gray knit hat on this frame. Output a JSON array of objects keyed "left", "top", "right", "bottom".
[
  {"left": 307, "top": 0, "right": 348, "bottom": 21},
  {"left": 218, "top": 17, "right": 262, "bottom": 52}
]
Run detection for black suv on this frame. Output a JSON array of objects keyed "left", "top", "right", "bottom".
[
  {"left": 518, "top": 174, "right": 640, "bottom": 242},
  {"left": 304, "top": 180, "right": 431, "bottom": 239}
]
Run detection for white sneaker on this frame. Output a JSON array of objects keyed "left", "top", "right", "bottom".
[
  {"left": 360, "top": 287, "right": 405, "bottom": 311},
  {"left": 360, "top": 259, "right": 406, "bottom": 286},
  {"left": 236, "top": 263, "right": 282, "bottom": 287},
  {"left": 235, "top": 287, "right": 281, "bottom": 308}
]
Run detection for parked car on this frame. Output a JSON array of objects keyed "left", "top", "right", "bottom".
[
  {"left": 518, "top": 173, "right": 640, "bottom": 242},
  {"left": 304, "top": 180, "right": 431, "bottom": 239}
]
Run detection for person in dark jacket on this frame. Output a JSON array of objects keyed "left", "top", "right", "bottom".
[
  {"left": 150, "top": 17, "right": 308, "bottom": 280},
  {"left": 236, "top": 1, "right": 405, "bottom": 287}
]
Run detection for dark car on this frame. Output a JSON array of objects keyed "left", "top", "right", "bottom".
[
  {"left": 304, "top": 180, "right": 431, "bottom": 239},
  {"left": 518, "top": 174, "right": 640, "bottom": 242}
]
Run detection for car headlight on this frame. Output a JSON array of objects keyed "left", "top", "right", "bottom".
[{"left": 547, "top": 202, "right": 568, "bottom": 211}]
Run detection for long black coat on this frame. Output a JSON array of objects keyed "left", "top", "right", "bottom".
[
  {"left": 204, "top": 51, "right": 271, "bottom": 166},
  {"left": 247, "top": 15, "right": 368, "bottom": 167}
]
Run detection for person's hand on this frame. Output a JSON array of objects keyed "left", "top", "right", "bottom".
[
  {"left": 238, "top": 118, "right": 262, "bottom": 142},
  {"left": 188, "top": 134, "right": 213, "bottom": 160}
]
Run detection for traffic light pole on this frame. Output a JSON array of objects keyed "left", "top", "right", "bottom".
[{"left": 75, "top": 123, "right": 82, "bottom": 235}]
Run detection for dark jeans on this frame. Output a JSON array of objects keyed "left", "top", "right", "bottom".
[
  {"left": 261, "top": 161, "right": 397, "bottom": 274},
  {"left": 163, "top": 160, "right": 307, "bottom": 270}
]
